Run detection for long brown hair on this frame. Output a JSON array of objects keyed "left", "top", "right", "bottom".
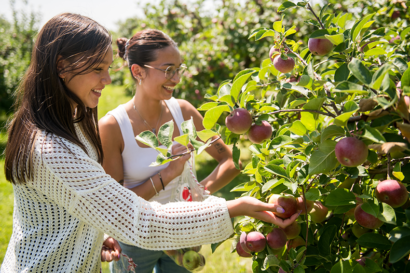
[{"left": 5, "top": 13, "right": 111, "bottom": 184}]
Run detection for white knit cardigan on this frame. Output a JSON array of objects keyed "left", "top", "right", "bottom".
[{"left": 1, "top": 124, "right": 233, "bottom": 273}]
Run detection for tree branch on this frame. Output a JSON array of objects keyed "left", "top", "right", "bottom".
[
  {"left": 306, "top": 3, "right": 325, "bottom": 29},
  {"left": 257, "top": 108, "right": 336, "bottom": 118}
]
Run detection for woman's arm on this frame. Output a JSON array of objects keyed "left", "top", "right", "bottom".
[
  {"left": 178, "top": 99, "right": 241, "bottom": 194},
  {"left": 99, "top": 115, "right": 188, "bottom": 200}
]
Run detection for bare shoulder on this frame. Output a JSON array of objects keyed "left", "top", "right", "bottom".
[
  {"left": 99, "top": 114, "right": 120, "bottom": 132},
  {"left": 176, "top": 99, "right": 199, "bottom": 119}
]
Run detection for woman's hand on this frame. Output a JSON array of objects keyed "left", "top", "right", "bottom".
[
  {"left": 227, "top": 197, "right": 301, "bottom": 229},
  {"left": 163, "top": 143, "right": 193, "bottom": 179},
  {"left": 101, "top": 237, "right": 122, "bottom": 262}
]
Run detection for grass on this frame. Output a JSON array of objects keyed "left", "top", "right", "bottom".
[{"left": 1, "top": 85, "right": 253, "bottom": 272}]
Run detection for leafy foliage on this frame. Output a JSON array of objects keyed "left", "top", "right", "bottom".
[{"left": 196, "top": 0, "right": 410, "bottom": 272}]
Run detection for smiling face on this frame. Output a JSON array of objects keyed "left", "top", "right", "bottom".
[
  {"left": 136, "top": 45, "right": 183, "bottom": 100},
  {"left": 63, "top": 45, "right": 113, "bottom": 109}
]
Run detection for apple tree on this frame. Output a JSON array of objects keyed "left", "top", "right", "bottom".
[{"left": 198, "top": 1, "right": 410, "bottom": 272}]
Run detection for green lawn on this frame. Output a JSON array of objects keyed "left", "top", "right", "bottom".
[{"left": 0, "top": 85, "right": 252, "bottom": 272}]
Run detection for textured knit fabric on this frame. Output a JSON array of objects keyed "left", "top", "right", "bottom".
[
  {"left": 1, "top": 122, "right": 234, "bottom": 273},
  {"left": 106, "top": 97, "right": 185, "bottom": 204}
]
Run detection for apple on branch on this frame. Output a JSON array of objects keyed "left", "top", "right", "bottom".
[
  {"left": 225, "top": 108, "right": 253, "bottom": 134},
  {"left": 308, "top": 38, "right": 333, "bottom": 56},
  {"left": 266, "top": 228, "right": 287, "bottom": 249},
  {"left": 273, "top": 54, "right": 295, "bottom": 74},
  {"left": 354, "top": 203, "right": 383, "bottom": 229},
  {"left": 375, "top": 180, "right": 408, "bottom": 208},
  {"left": 309, "top": 201, "right": 328, "bottom": 223},
  {"left": 335, "top": 137, "right": 368, "bottom": 167},
  {"left": 248, "top": 121, "right": 273, "bottom": 144},
  {"left": 268, "top": 194, "right": 298, "bottom": 219}
]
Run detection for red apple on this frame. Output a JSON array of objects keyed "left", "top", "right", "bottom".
[
  {"left": 308, "top": 38, "right": 333, "bottom": 56},
  {"left": 375, "top": 180, "right": 408, "bottom": 208},
  {"left": 269, "top": 46, "right": 280, "bottom": 62},
  {"left": 269, "top": 194, "right": 298, "bottom": 219},
  {"left": 273, "top": 55, "right": 295, "bottom": 73},
  {"left": 296, "top": 197, "right": 314, "bottom": 214},
  {"left": 281, "top": 221, "right": 301, "bottom": 240},
  {"left": 309, "top": 201, "right": 328, "bottom": 223},
  {"left": 354, "top": 203, "right": 383, "bottom": 229},
  {"left": 244, "top": 231, "right": 266, "bottom": 252},
  {"left": 236, "top": 241, "right": 252, "bottom": 257},
  {"left": 247, "top": 121, "right": 273, "bottom": 144},
  {"left": 352, "top": 222, "right": 370, "bottom": 238},
  {"left": 335, "top": 137, "right": 368, "bottom": 167},
  {"left": 266, "top": 228, "right": 287, "bottom": 249},
  {"left": 287, "top": 236, "right": 305, "bottom": 249},
  {"left": 225, "top": 108, "right": 253, "bottom": 134}
]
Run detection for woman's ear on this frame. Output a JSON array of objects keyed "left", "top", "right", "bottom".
[
  {"left": 130, "top": 64, "right": 145, "bottom": 81},
  {"left": 56, "top": 55, "right": 66, "bottom": 80}
]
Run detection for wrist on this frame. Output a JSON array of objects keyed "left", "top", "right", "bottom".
[
  {"left": 226, "top": 199, "right": 242, "bottom": 218},
  {"left": 161, "top": 167, "right": 177, "bottom": 185}
]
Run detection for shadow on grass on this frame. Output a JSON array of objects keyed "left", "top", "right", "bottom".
[{"left": 196, "top": 159, "right": 250, "bottom": 201}]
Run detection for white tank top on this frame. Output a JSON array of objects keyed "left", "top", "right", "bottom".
[{"left": 106, "top": 97, "right": 185, "bottom": 204}]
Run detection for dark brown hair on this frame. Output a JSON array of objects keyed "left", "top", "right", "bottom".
[
  {"left": 5, "top": 13, "right": 111, "bottom": 184},
  {"left": 117, "top": 29, "right": 177, "bottom": 75}
]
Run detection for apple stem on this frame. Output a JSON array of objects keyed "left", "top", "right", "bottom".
[
  {"left": 387, "top": 153, "right": 391, "bottom": 180},
  {"left": 306, "top": 3, "right": 325, "bottom": 29}
]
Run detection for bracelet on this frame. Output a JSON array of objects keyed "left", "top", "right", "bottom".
[
  {"left": 158, "top": 172, "right": 165, "bottom": 190},
  {"left": 150, "top": 177, "right": 159, "bottom": 196}
]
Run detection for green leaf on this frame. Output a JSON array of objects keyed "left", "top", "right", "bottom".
[
  {"left": 150, "top": 153, "right": 172, "bottom": 167},
  {"left": 155, "top": 147, "right": 169, "bottom": 156},
  {"left": 318, "top": 225, "right": 337, "bottom": 256},
  {"left": 211, "top": 241, "right": 224, "bottom": 253},
  {"left": 331, "top": 260, "right": 353, "bottom": 273},
  {"left": 262, "top": 254, "right": 280, "bottom": 270},
  {"left": 273, "top": 19, "right": 283, "bottom": 33},
  {"left": 378, "top": 202, "right": 396, "bottom": 225},
  {"left": 285, "top": 26, "right": 297, "bottom": 37},
  {"left": 325, "top": 188, "right": 356, "bottom": 206},
  {"left": 348, "top": 58, "right": 372, "bottom": 85},
  {"left": 310, "top": 29, "right": 332, "bottom": 39},
  {"left": 325, "top": 33, "right": 344, "bottom": 45},
  {"left": 309, "top": 140, "right": 339, "bottom": 175},
  {"left": 334, "top": 63, "right": 349, "bottom": 82},
  {"left": 203, "top": 105, "right": 231, "bottom": 129},
  {"left": 256, "top": 30, "right": 276, "bottom": 41},
  {"left": 361, "top": 201, "right": 379, "bottom": 218},
  {"left": 231, "top": 71, "right": 254, "bottom": 101},
  {"left": 262, "top": 178, "right": 285, "bottom": 193},
  {"left": 371, "top": 64, "right": 392, "bottom": 90},
  {"left": 402, "top": 68, "right": 410, "bottom": 88},
  {"left": 269, "top": 135, "right": 293, "bottom": 149},
  {"left": 174, "top": 134, "right": 189, "bottom": 147},
  {"left": 352, "top": 264, "right": 366, "bottom": 273},
  {"left": 197, "top": 129, "right": 218, "bottom": 142},
  {"left": 357, "top": 233, "right": 392, "bottom": 250},
  {"left": 305, "top": 188, "right": 320, "bottom": 201},
  {"left": 351, "top": 13, "right": 375, "bottom": 41},
  {"left": 182, "top": 117, "right": 197, "bottom": 139},
  {"left": 136, "top": 130, "right": 159, "bottom": 149},
  {"left": 389, "top": 227, "right": 410, "bottom": 243},
  {"left": 334, "top": 81, "right": 368, "bottom": 95},
  {"left": 197, "top": 102, "right": 219, "bottom": 111},
  {"left": 278, "top": 1, "right": 297, "bottom": 12},
  {"left": 389, "top": 237, "right": 410, "bottom": 263},
  {"left": 364, "top": 48, "right": 387, "bottom": 56},
  {"left": 289, "top": 120, "right": 307, "bottom": 136},
  {"left": 321, "top": 125, "right": 345, "bottom": 142},
  {"left": 157, "top": 121, "right": 174, "bottom": 149},
  {"left": 265, "top": 163, "right": 289, "bottom": 179},
  {"left": 232, "top": 144, "right": 241, "bottom": 170},
  {"left": 362, "top": 125, "right": 386, "bottom": 143},
  {"left": 303, "top": 97, "right": 326, "bottom": 111}
]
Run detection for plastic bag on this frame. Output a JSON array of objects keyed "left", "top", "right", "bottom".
[{"left": 165, "top": 159, "right": 209, "bottom": 271}]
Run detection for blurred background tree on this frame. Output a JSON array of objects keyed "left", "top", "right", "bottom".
[{"left": 0, "top": 0, "right": 39, "bottom": 116}]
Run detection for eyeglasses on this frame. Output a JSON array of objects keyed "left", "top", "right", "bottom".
[{"left": 144, "top": 64, "right": 187, "bottom": 80}]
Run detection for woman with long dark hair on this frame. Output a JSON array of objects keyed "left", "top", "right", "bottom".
[{"left": 1, "top": 13, "right": 299, "bottom": 273}]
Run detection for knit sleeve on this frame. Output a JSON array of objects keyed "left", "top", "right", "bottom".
[{"left": 30, "top": 132, "right": 234, "bottom": 250}]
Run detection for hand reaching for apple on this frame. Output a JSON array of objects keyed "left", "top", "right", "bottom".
[{"left": 227, "top": 196, "right": 301, "bottom": 229}]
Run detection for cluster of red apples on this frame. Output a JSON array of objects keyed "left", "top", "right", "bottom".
[
  {"left": 236, "top": 194, "right": 328, "bottom": 258},
  {"left": 269, "top": 38, "right": 333, "bottom": 73},
  {"left": 225, "top": 108, "right": 272, "bottom": 144}
]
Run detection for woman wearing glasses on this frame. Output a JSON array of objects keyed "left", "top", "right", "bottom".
[{"left": 98, "top": 29, "right": 243, "bottom": 272}]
